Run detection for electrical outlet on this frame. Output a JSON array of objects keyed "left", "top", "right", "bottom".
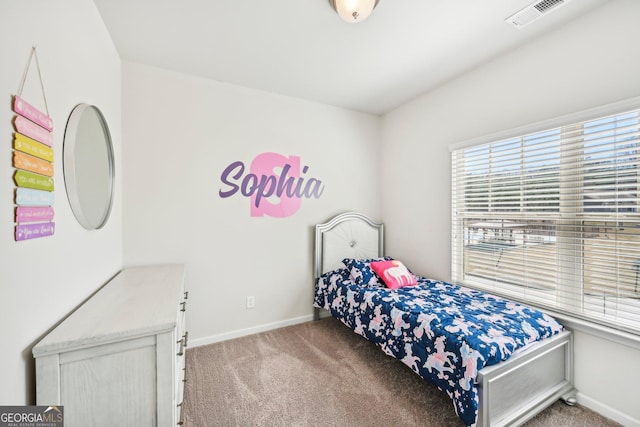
[{"left": 246, "top": 295, "right": 255, "bottom": 309}]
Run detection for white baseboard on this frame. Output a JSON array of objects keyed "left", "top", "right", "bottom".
[
  {"left": 189, "top": 314, "right": 314, "bottom": 348},
  {"left": 577, "top": 392, "right": 640, "bottom": 427}
]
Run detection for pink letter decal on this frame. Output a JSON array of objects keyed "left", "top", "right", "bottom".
[{"left": 250, "top": 153, "right": 301, "bottom": 217}]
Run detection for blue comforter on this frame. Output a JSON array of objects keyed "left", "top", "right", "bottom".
[{"left": 313, "top": 269, "right": 564, "bottom": 426}]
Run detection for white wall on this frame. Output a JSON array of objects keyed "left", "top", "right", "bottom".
[
  {"left": 122, "top": 62, "right": 381, "bottom": 343},
  {"left": 381, "top": 0, "right": 640, "bottom": 424},
  {"left": 0, "top": 0, "right": 122, "bottom": 405}
]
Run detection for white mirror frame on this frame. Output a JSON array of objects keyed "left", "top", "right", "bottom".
[{"left": 63, "top": 103, "right": 114, "bottom": 230}]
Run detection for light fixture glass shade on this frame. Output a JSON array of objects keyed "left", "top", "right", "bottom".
[{"left": 331, "top": 0, "right": 379, "bottom": 24}]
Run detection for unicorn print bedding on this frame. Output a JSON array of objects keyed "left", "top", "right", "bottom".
[{"left": 313, "top": 258, "right": 565, "bottom": 427}]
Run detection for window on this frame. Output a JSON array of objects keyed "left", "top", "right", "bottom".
[{"left": 451, "top": 103, "right": 640, "bottom": 334}]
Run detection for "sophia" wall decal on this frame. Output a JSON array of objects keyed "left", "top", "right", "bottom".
[{"left": 219, "top": 152, "right": 325, "bottom": 217}]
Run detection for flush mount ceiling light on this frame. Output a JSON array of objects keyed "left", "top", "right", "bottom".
[{"left": 329, "top": 0, "right": 380, "bottom": 24}]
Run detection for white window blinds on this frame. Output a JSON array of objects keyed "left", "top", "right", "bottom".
[{"left": 451, "top": 104, "right": 640, "bottom": 334}]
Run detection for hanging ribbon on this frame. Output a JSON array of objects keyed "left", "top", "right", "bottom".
[{"left": 17, "top": 46, "right": 50, "bottom": 117}]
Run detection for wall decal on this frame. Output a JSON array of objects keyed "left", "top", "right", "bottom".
[
  {"left": 219, "top": 152, "right": 325, "bottom": 218},
  {"left": 11, "top": 47, "right": 54, "bottom": 241}
]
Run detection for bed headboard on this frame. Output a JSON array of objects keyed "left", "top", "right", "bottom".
[{"left": 314, "top": 212, "right": 384, "bottom": 279}]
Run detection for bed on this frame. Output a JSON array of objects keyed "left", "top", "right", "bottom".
[{"left": 312, "top": 211, "right": 576, "bottom": 427}]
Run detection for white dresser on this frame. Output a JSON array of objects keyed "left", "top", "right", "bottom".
[{"left": 32, "top": 264, "right": 188, "bottom": 427}]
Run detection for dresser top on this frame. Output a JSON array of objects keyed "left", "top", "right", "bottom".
[{"left": 33, "top": 264, "right": 185, "bottom": 357}]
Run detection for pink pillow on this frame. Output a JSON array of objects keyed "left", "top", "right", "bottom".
[{"left": 370, "top": 260, "right": 417, "bottom": 290}]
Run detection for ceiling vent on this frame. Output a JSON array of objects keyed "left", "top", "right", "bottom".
[{"left": 505, "top": 0, "right": 571, "bottom": 29}]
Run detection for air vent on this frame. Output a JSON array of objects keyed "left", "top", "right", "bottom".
[{"left": 505, "top": 0, "right": 571, "bottom": 29}]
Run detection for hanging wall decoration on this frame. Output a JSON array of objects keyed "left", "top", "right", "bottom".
[{"left": 12, "top": 47, "right": 55, "bottom": 241}]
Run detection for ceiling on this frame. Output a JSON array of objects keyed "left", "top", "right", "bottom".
[{"left": 93, "top": 0, "right": 608, "bottom": 115}]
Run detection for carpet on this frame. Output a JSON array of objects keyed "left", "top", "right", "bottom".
[{"left": 183, "top": 317, "right": 620, "bottom": 426}]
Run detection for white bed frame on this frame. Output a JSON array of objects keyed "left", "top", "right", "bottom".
[{"left": 313, "top": 211, "right": 577, "bottom": 426}]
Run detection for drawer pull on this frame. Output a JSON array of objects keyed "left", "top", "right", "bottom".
[
  {"left": 176, "top": 332, "right": 188, "bottom": 346},
  {"left": 180, "top": 301, "right": 187, "bottom": 312},
  {"left": 177, "top": 402, "right": 185, "bottom": 425},
  {"left": 176, "top": 332, "right": 189, "bottom": 356},
  {"left": 184, "top": 291, "right": 189, "bottom": 300},
  {"left": 182, "top": 366, "right": 187, "bottom": 383}
]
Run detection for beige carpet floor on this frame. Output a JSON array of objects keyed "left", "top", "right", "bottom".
[{"left": 183, "top": 317, "right": 620, "bottom": 427}]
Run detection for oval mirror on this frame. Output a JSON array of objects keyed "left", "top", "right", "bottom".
[{"left": 63, "top": 104, "right": 114, "bottom": 230}]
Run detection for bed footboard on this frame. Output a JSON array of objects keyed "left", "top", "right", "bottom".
[{"left": 476, "top": 329, "right": 576, "bottom": 427}]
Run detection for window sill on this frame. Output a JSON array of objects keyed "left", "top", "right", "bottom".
[{"left": 543, "top": 310, "right": 640, "bottom": 351}]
